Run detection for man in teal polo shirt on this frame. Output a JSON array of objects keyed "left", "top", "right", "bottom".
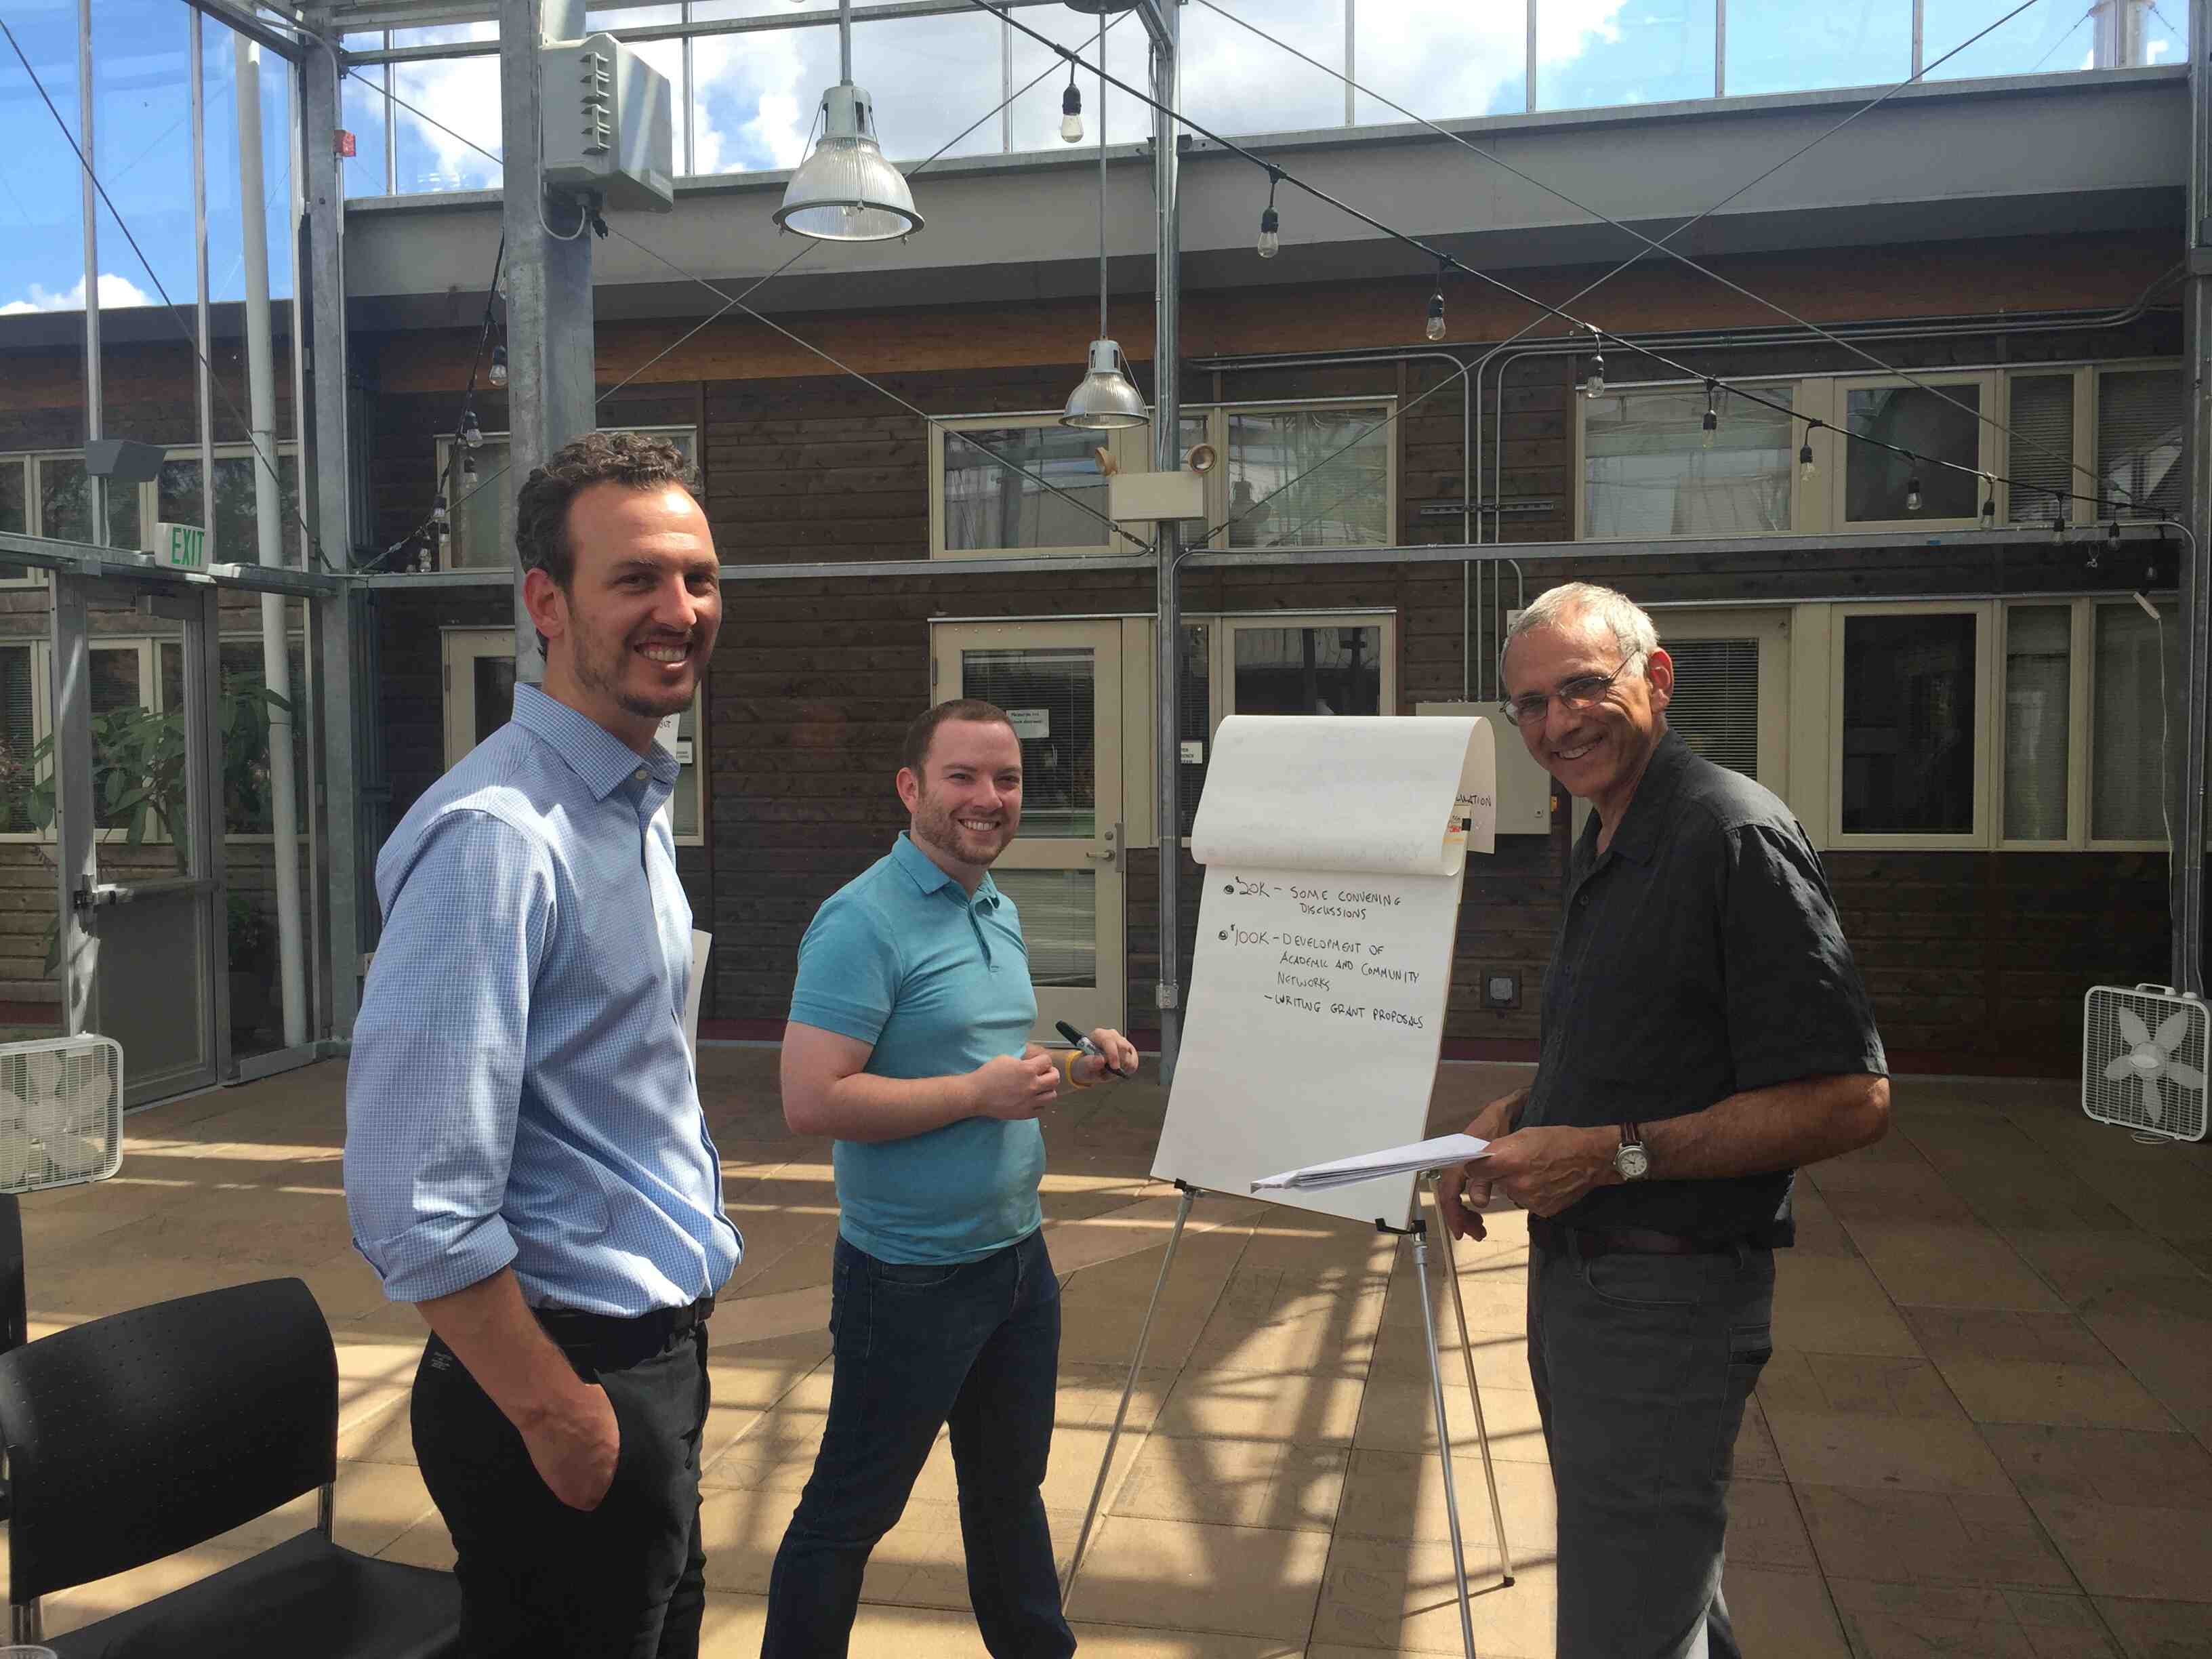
[{"left": 761, "top": 697, "right": 1139, "bottom": 1659}]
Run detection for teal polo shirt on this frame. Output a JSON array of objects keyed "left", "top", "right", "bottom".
[{"left": 788, "top": 833, "right": 1044, "bottom": 1264}]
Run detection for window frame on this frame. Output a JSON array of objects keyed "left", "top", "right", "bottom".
[
  {"left": 2091, "top": 362, "right": 2187, "bottom": 525},
  {"left": 1992, "top": 598, "right": 2089, "bottom": 852},
  {"left": 2083, "top": 594, "right": 2178, "bottom": 853},
  {"left": 1831, "top": 371, "right": 1999, "bottom": 532},
  {"left": 1179, "top": 396, "right": 1401, "bottom": 554},
  {"left": 1826, "top": 599, "right": 1993, "bottom": 851},
  {"left": 926, "top": 414, "right": 1145, "bottom": 561}
]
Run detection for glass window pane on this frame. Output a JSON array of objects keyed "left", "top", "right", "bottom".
[
  {"left": 1184, "top": 0, "right": 1346, "bottom": 136},
  {"left": 1538, "top": 0, "right": 1717, "bottom": 112},
  {"left": 942, "top": 428, "right": 1109, "bottom": 553},
  {"left": 2007, "top": 373, "right": 2076, "bottom": 525},
  {"left": 473, "top": 653, "right": 516, "bottom": 750},
  {"left": 342, "top": 37, "right": 391, "bottom": 199},
  {"left": 1008, "top": 4, "right": 1151, "bottom": 149},
  {"left": 2098, "top": 368, "right": 2184, "bottom": 523},
  {"left": 451, "top": 436, "right": 514, "bottom": 569},
  {"left": 214, "top": 638, "right": 306, "bottom": 838},
  {"left": 1231, "top": 625, "right": 1382, "bottom": 717},
  {"left": 1356, "top": 4, "right": 1527, "bottom": 123},
  {"left": 1924, "top": 0, "right": 2097, "bottom": 79},
  {"left": 1725, "top": 1, "right": 1910, "bottom": 96},
  {"left": 39, "top": 457, "right": 141, "bottom": 550},
  {"left": 1662, "top": 637, "right": 1759, "bottom": 781},
  {"left": 1583, "top": 385, "right": 1793, "bottom": 537},
  {"left": 1845, "top": 384, "right": 1980, "bottom": 521},
  {"left": 90, "top": 644, "right": 150, "bottom": 836},
  {"left": 2003, "top": 605, "right": 2070, "bottom": 841},
  {"left": 1840, "top": 613, "right": 1977, "bottom": 835},
  {"left": 857, "top": 11, "right": 1003, "bottom": 164},
  {"left": 1226, "top": 407, "right": 1390, "bottom": 549},
  {"left": 957, "top": 646, "right": 1095, "bottom": 838},
  {"left": 0, "top": 0, "right": 87, "bottom": 335},
  {"left": 2091, "top": 600, "right": 2175, "bottom": 842},
  {"left": 0, "top": 644, "right": 36, "bottom": 832},
  {"left": 91, "top": 1, "right": 194, "bottom": 310},
  {"left": 392, "top": 28, "right": 502, "bottom": 194},
  {"left": 690, "top": 2, "right": 838, "bottom": 175},
  {"left": 986, "top": 868, "right": 1096, "bottom": 987},
  {"left": 0, "top": 460, "right": 28, "bottom": 582}
]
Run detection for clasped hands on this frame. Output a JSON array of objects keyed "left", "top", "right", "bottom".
[
  {"left": 1435, "top": 1097, "right": 1621, "bottom": 1242},
  {"left": 971, "top": 1029, "right": 1141, "bottom": 1120}
]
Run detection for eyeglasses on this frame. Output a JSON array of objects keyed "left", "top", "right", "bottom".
[{"left": 1498, "top": 652, "right": 1643, "bottom": 727}]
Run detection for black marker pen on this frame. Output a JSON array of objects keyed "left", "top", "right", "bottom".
[{"left": 1054, "top": 1019, "right": 1132, "bottom": 1079}]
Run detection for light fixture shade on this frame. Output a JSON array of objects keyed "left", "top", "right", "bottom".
[
  {"left": 773, "top": 83, "right": 922, "bottom": 242},
  {"left": 1061, "top": 340, "right": 1149, "bottom": 430}
]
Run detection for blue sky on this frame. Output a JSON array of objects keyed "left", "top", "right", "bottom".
[{"left": 0, "top": 0, "right": 2186, "bottom": 318}]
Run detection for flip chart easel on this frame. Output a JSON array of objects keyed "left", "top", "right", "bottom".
[{"left": 1064, "top": 717, "right": 1513, "bottom": 1659}]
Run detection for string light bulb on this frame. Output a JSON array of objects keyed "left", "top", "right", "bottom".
[
  {"left": 1979, "top": 476, "right": 1996, "bottom": 529},
  {"left": 1584, "top": 341, "right": 1605, "bottom": 400},
  {"left": 1905, "top": 476, "right": 1923, "bottom": 514},
  {"left": 1061, "top": 68, "right": 1083, "bottom": 143},
  {"left": 1700, "top": 380, "right": 1718, "bottom": 449},
  {"left": 2052, "top": 501, "right": 2068, "bottom": 542},
  {"left": 2108, "top": 519, "right": 2123, "bottom": 555},
  {"left": 1799, "top": 419, "right": 1819, "bottom": 481},
  {"left": 487, "top": 346, "right": 507, "bottom": 388},
  {"left": 462, "top": 408, "right": 483, "bottom": 450},
  {"left": 461, "top": 451, "right": 478, "bottom": 485},
  {"left": 1257, "top": 169, "right": 1281, "bottom": 258},
  {"left": 431, "top": 493, "right": 449, "bottom": 529}
]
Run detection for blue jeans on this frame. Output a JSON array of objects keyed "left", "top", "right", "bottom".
[
  {"left": 760, "top": 1229, "right": 1074, "bottom": 1659},
  {"left": 1528, "top": 1235, "right": 1776, "bottom": 1659}
]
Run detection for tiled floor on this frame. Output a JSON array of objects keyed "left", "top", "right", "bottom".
[{"left": 14, "top": 1054, "right": 2212, "bottom": 1656}]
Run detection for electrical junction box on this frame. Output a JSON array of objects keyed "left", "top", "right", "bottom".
[
  {"left": 1109, "top": 471, "right": 1206, "bottom": 524},
  {"left": 541, "top": 33, "right": 675, "bottom": 213},
  {"left": 1416, "top": 701, "right": 1553, "bottom": 836}
]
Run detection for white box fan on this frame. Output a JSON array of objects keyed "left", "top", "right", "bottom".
[
  {"left": 0, "top": 1035, "right": 124, "bottom": 1193},
  {"left": 2083, "top": 985, "right": 2208, "bottom": 1143}
]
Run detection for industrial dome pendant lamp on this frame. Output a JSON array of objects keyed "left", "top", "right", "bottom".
[
  {"left": 773, "top": 0, "right": 922, "bottom": 242},
  {"left": 1061, "top": 9, "right": 1147, "bottom": 430}
]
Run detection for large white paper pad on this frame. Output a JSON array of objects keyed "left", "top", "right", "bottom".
[
  {"left": 1152, "top": 715, "right": 1498, "bottom": 1227},
  {"left": 685, "top": 930, "right": 711, "bottom": 1066},
  {"left": 1252, "top": 1132, "right": 1492, "bottom": 1193}
]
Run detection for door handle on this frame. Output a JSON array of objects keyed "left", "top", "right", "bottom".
[
  {"left": 1084, "top": 848, "right": 1116, "bottom": 863},
  {"left": 1084, "top": 820, "right": 1122, "bottom": 863}
]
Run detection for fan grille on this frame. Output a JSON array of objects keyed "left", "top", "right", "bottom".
[
  {"left": 2082, "top": 987, "right": 2209, "bottom": 1142},
  {"left": 0, "top": 1035, "right": 125, "bottom": 1193}
]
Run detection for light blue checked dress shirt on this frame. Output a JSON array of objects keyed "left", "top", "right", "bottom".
[{"left": 344, "top": 683, "right": 742, "bottom": 1315}]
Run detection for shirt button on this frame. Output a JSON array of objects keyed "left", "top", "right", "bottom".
[{"left": 633, "top": 766, "right": 648, "bottom": 783}]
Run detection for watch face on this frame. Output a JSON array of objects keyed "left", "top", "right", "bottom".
[{"left": 1616, "top": 1143, "right": 1650, "bottom": 1181}]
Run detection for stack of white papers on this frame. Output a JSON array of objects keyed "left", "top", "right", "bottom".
[{"left": 1250, "top": 1132, "right": 1492, "bottom": 1193}]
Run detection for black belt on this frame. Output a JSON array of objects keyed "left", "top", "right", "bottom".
[
  {"left": 1528, "top": 1217, "right": 1740, "bottom": 1258},
  {"left": 536, "top": 1293, "right": 715, "bottom": 1349}
]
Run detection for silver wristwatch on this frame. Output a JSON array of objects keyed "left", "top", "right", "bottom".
[{"left": 1613, "top": 1122, "right": 1650, "bottom": 1182}]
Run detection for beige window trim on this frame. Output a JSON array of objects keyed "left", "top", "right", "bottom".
[
  {"left": 1827, "top": 600, "right": 1993, "bottom": 851},
  {"left": 927, "top": 414, "right": 1141, "bottom": 561}
]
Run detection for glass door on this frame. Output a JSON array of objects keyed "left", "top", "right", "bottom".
[{"left": 931, "top": 620, "right": 1125, "bottom": 1040}]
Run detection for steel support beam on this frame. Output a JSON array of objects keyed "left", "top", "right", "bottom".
[
  {"left": 502, "top": 0, "right": 594, "bottom": 687},
  {"left": 303, "top": 35, "right": 367, "bottom": 1036},
  {"left": 2178, "top": 0, "right": 2210, "bottom": 995},
  {"left": 1149, "top": 1, "right": 1183, "bottom": 1081},
  {"left": 182, "top": 0, "right": 307, "bottom": 62}
]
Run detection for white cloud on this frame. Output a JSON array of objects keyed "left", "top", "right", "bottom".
[
  {"left": 0, "top": 272, "right": 158, "bottom": 316},
  {"left": 388, "top": 22, "right": 504, "bottom": 192}
]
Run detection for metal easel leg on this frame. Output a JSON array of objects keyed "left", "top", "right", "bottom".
[
  {"left": 1426, "top": 1171, "right": 1515, "bottom": 1587},
  {"left": 1063, "top": 1181, "right": 1199, "bottom": 1600},
  {"left": 1410, "top": 1219, "right": 1479, "bottom": 1659}
]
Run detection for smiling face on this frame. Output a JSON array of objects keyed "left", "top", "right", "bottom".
[
  {"left": 523, "top": 481, "right": 721, "bottom": 752},
  {"left": 897, "top": 717, "right": 1024, "bottom": 891},
  {"left": 1502, "top": 609, "right": 1673, "bottom": 827}
]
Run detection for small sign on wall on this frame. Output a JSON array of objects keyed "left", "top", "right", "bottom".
[
  {"left": 655, "top": 712, "right": 693, "bottom": 764},
  {"left": 1008, "top": 708, "right": 1050, "bottom": 740},
  {"left": 150, "top": 522, "right": 207, "bottom": 573}
]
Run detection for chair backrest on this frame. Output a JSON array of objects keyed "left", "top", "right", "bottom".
[{"left": 0, "top": 1277, "right": 338, "bottom": 1601}]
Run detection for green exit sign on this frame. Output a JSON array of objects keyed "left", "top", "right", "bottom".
[{"left": 151, "top": 521, "right": 207, "bottom": 571}]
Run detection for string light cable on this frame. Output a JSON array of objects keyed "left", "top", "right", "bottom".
[
  {"left": 348, "top": 5, "right": 1149, "bottom": 561},
  {"left": 1186, "top": 0, "right": 2100, "bottom": 498},
  {"left": 0, "top": 14, "right": 340, "bottom": 575}
]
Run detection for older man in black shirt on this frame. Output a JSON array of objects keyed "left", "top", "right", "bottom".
[{"left": 1439, "top": 581, "right": 1889, "bottom": 1659}]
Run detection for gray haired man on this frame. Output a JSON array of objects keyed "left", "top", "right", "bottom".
[{"left": 1439, "top": 581, "right": 1891, "bottom": 1659}]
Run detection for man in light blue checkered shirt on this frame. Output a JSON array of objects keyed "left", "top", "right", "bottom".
[{"left": 344, "top": 432, "right": 740, "bottom": 1659}]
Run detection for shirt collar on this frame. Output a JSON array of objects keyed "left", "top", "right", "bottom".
[
  {"left": 511, "top": 684, "right": 678, "bottom": 802},
  {"left": 890, "top": 832, "right": 1002, "bottom": 907},
  {"left": 1599, "top": 729, "right": 1690, "bottom": 867}
]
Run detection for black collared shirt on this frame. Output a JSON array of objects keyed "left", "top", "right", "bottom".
[{"left": 1525, "top": 731, "right": 1887, "bottom": 1246}]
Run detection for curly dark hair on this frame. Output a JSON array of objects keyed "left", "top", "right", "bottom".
[{"left": 513, "top": 430, "right": 700, "bottom": 589}]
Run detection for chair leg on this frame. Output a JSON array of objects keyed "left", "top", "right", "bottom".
[
  {"left": 319, "top": 1480, "right": 335, "bottom": 1541},
  {"left": 13, "top": 1596, "right": 42, "bottom": 1642}
]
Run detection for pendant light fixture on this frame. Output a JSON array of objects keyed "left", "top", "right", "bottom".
[
  {"left": 773, "top": 0, "right": 922, "bottom": 242},
  {"left": 1061, "top": 12, "right": 1146, "bottom": 430}
]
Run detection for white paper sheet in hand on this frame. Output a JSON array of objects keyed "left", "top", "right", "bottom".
[{"left": 1251, "top": 1132, "right": 1492, "bottom": 1193}]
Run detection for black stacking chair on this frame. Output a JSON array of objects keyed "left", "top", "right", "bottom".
[
  {"left": 0, "top": 1276, "right": 461, "bottom": 1657},
  {"left": 0, "top": 1193, "right": 24, "bottom": 1355}
]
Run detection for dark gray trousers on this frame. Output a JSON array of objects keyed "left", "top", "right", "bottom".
[{"left": 1527, "top": 1237, "right": 1775, "bottom": 1659}]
